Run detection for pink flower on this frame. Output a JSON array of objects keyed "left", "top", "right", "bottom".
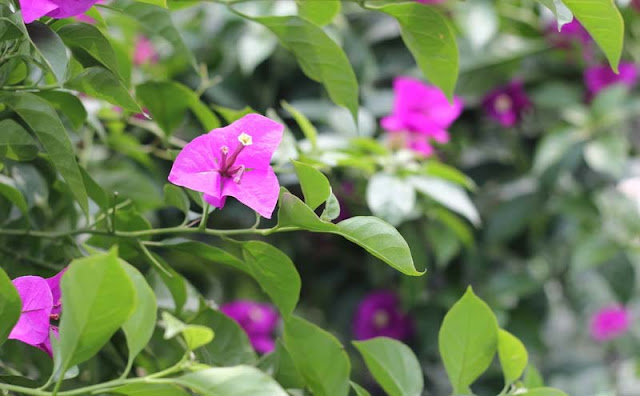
[
  {"left": 482, "top": 80, "right": 532, "bottom": 127},
  {"left": 546, "top": 18, "right": 594, "bottom": 61},
  {"left": 353, "top": 291, "right": 414, "bottom": 341},
  {"left": 584, "top": 62, "right": 638, "bottom": 98},
  {"left": 133, "top": 36, "right": 158, "bottom": 66},
  {"left": 589, "top": 305, "right": 631, "bottom": 342},
  {"left": 381, "top": 77, "right": 463, "bottom": 156},
  {"left": 168, "top": 114, "right": 283, "bottom": 218},
  {"left": 8, "top": 269, "right": 66, "bottom": 357},
  {"left": 220, "top": 301, "right": 279, "bottom": 354},
  {"left": 19, "top": 0, "right": 101, "bottom": 24}
]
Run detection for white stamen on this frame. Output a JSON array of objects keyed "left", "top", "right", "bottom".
[
  {"left": 220, "top": 146, "right": 229, "bottom": 154},
  {"left": 238, "top": 132, "right": 253, "bottom": 146}
]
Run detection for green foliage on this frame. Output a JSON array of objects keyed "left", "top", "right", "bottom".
[
  {"left": 0, "top": 268, "right": 20, "bottom": 346},
  {"left": 497, "top": 329, "right": 528, "bottom": 385}
]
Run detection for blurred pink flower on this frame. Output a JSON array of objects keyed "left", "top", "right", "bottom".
[
  {"left": 584, "top": 62, "right": 638, "bottom": 98},
  {"left": 133, "top": 36, "right": 158, "bottom": 66},
  {"left": 546, "top": 18, "right": 593, "bottom": 61},
  {"left": 168, "top": 114, "right": 283, "bottom": 218},
  {"left": 353, "top": 290, "right": 414, "bottom": 341},
  {"left": 19, "top": 0, "right": 101, "bottom": 24},
  {"left": 220, "top": 301, "right": 279, "bottom": 354},
  {"left": 482, "top": 80, "right": 531, "bottom": 127},
  {"left": 589, "top": 305, "right": 631, "bottom": 342},
  {"left": 9, "top": 268, "right": 66, "bottom": 357},
  {"left": 381, "top": 77, "right": 463, "bottom": 156}
]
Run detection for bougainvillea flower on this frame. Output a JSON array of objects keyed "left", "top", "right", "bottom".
[
  {"left": 133, "top": 36, "right": 158, "bottom": 66},
  {"left": 168, "top": 114, "right": 283, "bottom": 218},
  {"left": 220, "top": 301, "right": 279, "bottom": 354},
  {"left": 546, "top": 18, "right": 593, "bottom": 61},
  {"left": 8, "top": 269, "right": 66, "bottom": 357},
  {"left": 584, "top": 62, "right": 638, "bottom": 98},
  {"left": 19, "top": 0, "right": 101, "bottom": 24},
  {"left": 589, "top": 305, "right": 631, "bottom": 342},
  {"left": 353, "top": 290, "right": 414, "bottom": 341},
  {"left": 482, "top": 80, "right": 532, "bottom": 127},
  {"left": 381, "top": 77, "right": 462, "bottom": 156}
]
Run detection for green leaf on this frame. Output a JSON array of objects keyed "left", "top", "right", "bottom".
[
  {"left": 350, "top": 382, "right": 372, "bottom": 396},
  {"left": 57, "top": 249, "right": 136, "bottom": 373},
  {"left": 137, "top": 81, "right": 220, "bottom": 136},
  {"left": 372, "top": 2, "right": 458, "bottom": 99},
  {"left": 0, "top": 175, "right": 29, "bottom": 215},
  {"left": 353, "top": 337, "right": 423, "bottom": 396},
  {"left": 174, "top": 366, "right": 289, "bottom": 396},
  {"left": 36, "top": 91, "right": 88, "bottom": 130},
  {"left": 270, "top": 340, "right": 305, "bottom": 388},
  {"left": 111, "top": 383, "right": 189, "bottom": 396},
  {"left": 321, "top": 190, "right": 341, "bottom": 221},
  {"left": 523, "top": 365, "right": 545, "bottom": 388},
  {"left": 57, "top": 23, "right": 122, "bottom": 80},
  {"left": 292, "top": 160, "right": 330, "bottom": 210},
  {"left": 26, "top": 22, "right": 68, "bottom": 83},
  {"left": 66, "top": 67, "right": 142, "bottom": 113},
  {"left": 277, "top": 190, "right": 337, "bottom": 232},
  {"left": 296, "top": 0, "right": 341, "bottom": 26},
  {"left": 0, "top": 267, "right": 21, "bottom": 346},
  {"left": 161, "top": 311, "right": 214, "bottom": 351},
  {"left": 438, "top": 286, "right": 498, "bottom": 394},
  {"left": 121, "top": 262, "right": 158, "bottom": 368},
  {"left": 284, "top": 316, "right": 350, "bottom": 396},
  {"left": 563, "top": 0, "right": 624, "bottom": 71},
  {"left": 497, "top": 329, "right": 528, "bottom": 385},
  {"left": 0, "top": 118, "right": 38, "bottom": 163},
  {"left": 282, "top": 100, "right": 318, "bottom": 150},
  {"left": 537, "top": 0, "right": 573, "bottom": 29},
  {"left": 163, "top": 184, "right": 190, "bottom": 219},
  {"left": 190, "top": 308, "right": 257, "bottom": 366},
  {"left": 409, "top": 176, "right": 480, "bottom": 226},
  {"left": 254, "top": 15, "right": 359, "bottom": 121},
  {"left": 336, "top": 217, "right": 422, "bottom": 276},
  {"left": 165, "top": 240, "right": 300, "bottom": 317},
  {"left": 519, "top": 388, "right": 569, "bottom": 396},
  {"left": 136, "top": 0, "right": 167, "bottom": 7},
  {"left": 212, "top": 105, "right": 255, "bottom": 124},
  {"left": 0, "top": 92, "right": 89, "bottom": 215}
]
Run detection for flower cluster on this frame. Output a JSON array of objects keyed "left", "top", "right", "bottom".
[
  {"left": 220, "top": 301, "right": 279, "bottom": 354},
  {"left": 8, "top": 269, "right": 66, "bottom": 357},
  {"left": 169, "top": 113, "right": 284, "bottom": 218},
  {"left": 381, "top": 77, "right": 463, "bottom": 156},
  {"left": 352, "top": 290, "right": 413, "bottom": 341}
]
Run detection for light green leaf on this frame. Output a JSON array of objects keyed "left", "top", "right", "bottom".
[
  {"left": 523, "top": 365, "right": 545, "bottom": 388},
  {"left": 137, "top": 81, "right": 220, "bottom": 136},
  {"left": 277, "top": 190, "right": 337, "bottom": 232},
  {"left": 57, "top": 23, "right": 122, "bottom": 80},
  {"left": 284, "top": 316, "right": 350, "bottom": 396},
  {"left": 350, "top": 382, "right": 372, "bottom": 396},
  {"left": 0, "top": 92, "right": 88, "bottom": 215},
  {"left": 353, "top": 337, "right": 423, "bottom": 396},
  {"left": 121, "top": 262, "right": 157, "bottom": 368},
  {"left": 26, "top": 22, "right": 68, "bottom": 83},
  {"left": 57, "top": 249, "right": 136, "bottom": 373},
  {"left": 296, "top": 0, "right": 341, "bottom": 26},
  {"left": 161, "top": 311, "right": 214, "bottom": 351},
  {"left": 66, "top": 67, "right": 142, "bottom": 113},
  {"left": 111, "top": 383, "right": 189, "bottom": 396},
  {"left": 497, "top": 329, "right": 528, "bottom": 385},
  {"left": 537, "top": 0, "right": 573, "bottom": 29},
  {"left": 175, "top": 366, "right": 289, "bottom": 396},
  {"left": 563, "top": 0, "right": 623, "bottom": 71},
  {"left": 190, "top": 308, "right": 257, "bottom": 366},
  {"left": 438, "top": 286, "right": 498, "bottom": 394},
  {"left": 254, "top": 15, "right": 359, "bottom": 121},
  {"left": 0, "top": 267, "right": 21, "bottom": 346},
  {"left": 321, "top": 190, "right": 341, "bottom": 221},
  {"left": 282, "top": 100, "right": 318, "bottom": 151},
  {"left": 409, "top": 176, "right": 480, "bottom": 226},
  {"left": 292, "top": 160, "right": 330, "bottom": 210},
  {"left": 135, "top": 0, "right": 167, "bottom": 7},
  {"left": 372, "top": 2, "right": 458, "bottom": 99}
]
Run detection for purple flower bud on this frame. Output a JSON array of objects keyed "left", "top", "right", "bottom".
[
  {"left": 353, "top": 291, "right": 413, "bottom": 341},
  {"left": 589, "top": 305, "right": 631, "bottom": 342},
  {"left": 482, "top": 80, "right": 531, "bottom": 127},
  {"left": 220, "top": 301, "right": 279, "bottom": 354}
]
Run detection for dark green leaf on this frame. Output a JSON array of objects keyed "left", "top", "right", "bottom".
[
  {"left": 36, "top": 91, "right": 88, "bottom": 130},
  {"left": 0, "top": 175, "right": 29, "bottom": 215},
  {"left": 111, "top": 383, "right": 189, "bottom": 396},
  {"left": 26, "top": 22, "right": 68, "bottom": 83},
  {"left": 163, "top": 184, "right": 190, "bottom": 219},
  {"left": 66, "top": 67, "right": 141, "bottom": 112},
  {"left": 57, "top": 23, "right": 122, "bottom": 80},
  {"left": 0, "top": 267, "right": 20, "bottom": 346}
]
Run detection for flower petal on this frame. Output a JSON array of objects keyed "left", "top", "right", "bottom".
[
  {"left": 168, "top": 133, "right": 222, "bottom": 197},
  {"left": 45, "top": 0, "right": 101, "bottom": 20},
  {"left": 230, "top": 114, "right": 284, "bottom": 169},
  {"left": 46, "top": 268, "right": 67, "bottom": 316},
  {"left": 221, "top": 168, "right": 280, "bottom": 219},
  {"left": 204, "top": 193, "right": 227, "bottom": 209},
  {"left": 9, "top": 276, "right": 53, "bottom": 346},
  {"left": 19, "top": 0, "right": 58, "bottom": 24}
]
